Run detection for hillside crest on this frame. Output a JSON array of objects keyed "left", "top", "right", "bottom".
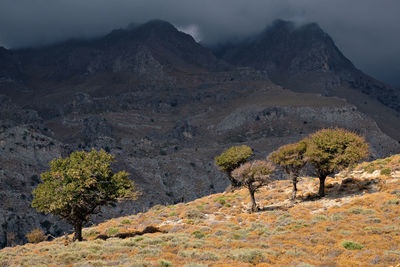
[{"left": 2, "top": 155, "right": 400, "bottom": 266}]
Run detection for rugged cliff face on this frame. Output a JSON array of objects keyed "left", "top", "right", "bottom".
[{"left": 0, "top": 20, "right": 400, "bottom": 247}]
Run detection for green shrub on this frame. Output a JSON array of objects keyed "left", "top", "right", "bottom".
[
  {"left": 380, "top": 168, "right": 391, "bottom": 175},
  {"left": 214, "top": 196, "right": 227, "bottom": 205},
  {"left": 192, "top": 231, "right": 206, "bottom": 239},
  {"left": 341, "top": 240, "right": 363, "bottom": 250},
  {"left": 168, "top": 211, "right": 177, "bottom": 217},
  {"left": 120, "top": 219, "right": 131, "bottom": 224},
  {"left": 106, "top": 227, "right": 119, "bottom": 235},
  {"left": 159, "top": 259, "right": 173, "bottom": 266},
  {"left": 363, "top": 164, "right": 376, "bottom": 173}
]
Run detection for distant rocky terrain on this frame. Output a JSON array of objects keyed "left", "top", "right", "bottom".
[{"left": 1, "top": 19, "right": 400, "bottom": 247}]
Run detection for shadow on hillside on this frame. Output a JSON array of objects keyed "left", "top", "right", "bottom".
[
  {"left": 256, "top": 177, "right": 381, "bottom": 212},
  {"left": 95, "top": 225, "right": 165, "bottom": 241},
  {"left": 298, "top": 177, "right": 380, "bottom": 203},
  {"left": 258, "top": 203, "right": 293, "bottom": 212}
]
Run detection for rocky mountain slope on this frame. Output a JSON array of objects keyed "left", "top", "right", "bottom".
[
  {"left": 1, "top": 19, "right": 400, "bottom": 248},
  {"left": 1, "top": 155, "right": 400, "bottom": 266},
  {"left": 215, "top": 20, "right": 400, "bottom": 140}
]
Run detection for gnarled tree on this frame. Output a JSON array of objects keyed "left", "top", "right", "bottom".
[
  {"left": 31, "top": 149, "right": 137, "bottom": 241},
  {"left": 305, "top": 128, "right": 369, "bottom": 197},
  {"left": 232, "top": 160, "right": 275, "bottom": 212},
  {"left": 215, "top": 145, "right": 253, "bottom": 188},
  {"left": 268, "top": 139, "right": 308, "bottom": 200}
]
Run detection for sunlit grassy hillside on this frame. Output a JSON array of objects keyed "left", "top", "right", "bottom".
[{"left": 1, "top": 155, "right": 400, "bottom": 266}]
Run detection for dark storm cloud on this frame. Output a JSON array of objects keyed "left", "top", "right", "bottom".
[{"left": 0, "top": 0, "right": 399, "bottom": 86}]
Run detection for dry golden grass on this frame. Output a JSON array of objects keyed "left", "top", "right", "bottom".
[{"left": 2, "top": 155, "right": 400, "bottom": 266}]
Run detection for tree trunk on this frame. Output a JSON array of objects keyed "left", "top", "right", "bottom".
[
  {"left": 318, "top": 175, "right": 327, "bottom": 197},
  {"left": 73, "top": 222, "right": 83, "bottom": 241},
  {"left": 290, "top": 172, "right": 298, "bottom": 200},
  {"left": 249, "top": 188, "right": 258, "bottom": 212},
  {"left": 227, "top": 172, "right": 242, "bottom": 189}
]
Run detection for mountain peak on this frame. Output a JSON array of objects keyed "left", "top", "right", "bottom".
[
  {"left": 141, "top": 19, "right": 176, "bottom": 30},
  {"left": 131, "top": 19, "right": 179, "bottom": 37},
  {"left": 217, "top": 19, "right": 353, "bottom": 74}
]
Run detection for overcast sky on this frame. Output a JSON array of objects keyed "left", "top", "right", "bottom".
[{"left": 0, "top": 0, "right": 399, "bottom": 87}]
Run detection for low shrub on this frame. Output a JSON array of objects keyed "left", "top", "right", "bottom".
[
  {"left": 26, "top": 228, "right": 47, "bottom": 243},
  {"left": 380, "top": 168, "right": 391, "bottom": 176},
  {"left": 138, "top": 247, "right": 162, "bottom": 257},
  {"left": 106, "top": 227, "right": 119, "bottom": 235},
  {"left": 184, "top": 209, "right": 205, "bottom": 219},
  {"left": 178, "top": 250, "right": 219, "bottom": 261},
  {"left": 228, "top": 249, "right": 265, "bottom": 264},
  {"left": 348, "top": 207, "right": 363, "bottom": 214},
  {"left": 312, "top": 215, "right": 328, "bottom": 222},
  {"left": 213, "top": 196, "right": 227, "bottom": 205},
  {"left": 341, "top": 241, "right": 364, "bottom": 250},
  {"left": 192, "top": 230, "right": 205, "bottom": 239},
  {"left": 159, "top": 259, "right": 173, "bottom": 266},
  {"left": 384, "top": 199, "right": 400, "bottom": 206}
]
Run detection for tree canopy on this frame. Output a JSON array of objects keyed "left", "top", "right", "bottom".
[
  {"left": 268, "top": 140, "right": 308, "bottom": 174},
  {"left": 268, "top": 139, "right": 308, "bottom": 200},
  {"left": 215, "top": 145, "right": 253, "bottom": 187},
  {"left": 305, "top": 128, "right": 369, "bottom": 196},
  {"left": 32, "top": 149, "right": 137, "bottom": 241}
]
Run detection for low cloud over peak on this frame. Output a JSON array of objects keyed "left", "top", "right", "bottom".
[{"left": 0, "top": 0, "right": 399, "bottom": 86}]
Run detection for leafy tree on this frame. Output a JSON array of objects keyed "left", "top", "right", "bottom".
[
  {"left": 268, "top": 139, "right": 308, "bottom": 200},
  {"left": 232, "top": 160, "right": 275, "bottom": 212},
  {"left": 215, "top": 145, "right": 253, "bottom": 188},
  {"left": 31, "top": 149, "right": 137, "bottom": 241},
  {"left": 305, "top": 128, "right": 369, "bottom": 197}
]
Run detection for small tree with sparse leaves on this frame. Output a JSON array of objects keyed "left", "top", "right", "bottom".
[
  {"left": 215, "top": 145, "right": 253, "bottom": 188},
  {"left": 232, "top": 160, "right": 275, "bottom": 212},
  {"left": 31, "top": 149, "right": 137, "bottom": 241},
  {"left": 26, "top": 228, "right": 47, "bottom": 243},
  {"left": 268, "top": 139, "right": 308, "bottom": 200},
  {"left": 305, "top": 128, "right": 369, "bottom": 197}
]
